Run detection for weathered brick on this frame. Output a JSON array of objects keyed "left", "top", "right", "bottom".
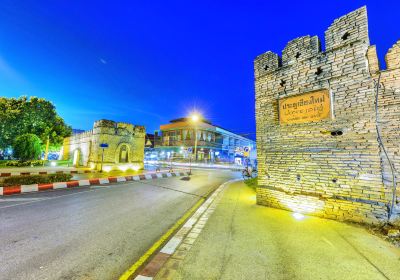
[{"left": 254, "top": 6, "right": 400, "bottom": 225}]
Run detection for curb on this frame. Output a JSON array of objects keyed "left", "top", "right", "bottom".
[
  {"left": 0, "top": 171, "right": 190, "bottom": 196},
  {"left": 129, "top": 178, "right": 241, "bottom": 280},
  {"left": 0, "top": 170, "right": 97, "bottom": 177}
]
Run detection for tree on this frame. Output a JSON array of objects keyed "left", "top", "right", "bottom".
[
  {"left": 0, "top": 96, "right": 72, "bottom": 151},
  {"left": 13, "top": 134, "right": 42, "bottom": 161}
]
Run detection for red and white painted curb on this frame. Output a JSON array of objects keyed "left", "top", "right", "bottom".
[
  {"left": 0, "top": 171, "right": 190, "bottom": 196},
  {"left": 0, "top": 169, "right": 97, "bottom": 177},
  {"left": 134, "top": 179, "right": 241, "bottom": 280}
]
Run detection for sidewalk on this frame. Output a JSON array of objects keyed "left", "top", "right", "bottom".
[{"left": 154, "top": 181, "right": 400, "bottom": 280}]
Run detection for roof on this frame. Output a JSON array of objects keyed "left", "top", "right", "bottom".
[
  {"left": 170, "top": 117, "right": 212, "bottom": 124},
  {"left": 160, "top": 117, "right": 254, "bottom": 143}
]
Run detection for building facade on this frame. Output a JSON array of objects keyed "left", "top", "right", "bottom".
[
  {"left": 62, "top": 119, "right": 145, "bottom": 170},
  {"left": 154, "top": 117, "right": 256, "bottom": 165},
  {"left": 254, "top": 7, "right": 399, "bottom": 225}
]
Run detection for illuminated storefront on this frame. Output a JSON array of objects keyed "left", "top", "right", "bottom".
[{"left": 154, "top": 117, "right": 256, "bottom": 165}]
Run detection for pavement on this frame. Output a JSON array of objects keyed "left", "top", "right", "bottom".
[
  {"left": 0, "top": 169, "right": 239, "bottom": 280},
  {"left": 154, "top": 181, "right": 400, "bottom": 280}
]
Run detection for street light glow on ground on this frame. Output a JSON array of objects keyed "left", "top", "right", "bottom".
[{"left": 292, "top": 212, "right": 305, "bottom": 220}]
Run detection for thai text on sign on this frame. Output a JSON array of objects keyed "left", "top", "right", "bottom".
[{"left": 278, "top": 90, "right": 331, "bottom": 124}]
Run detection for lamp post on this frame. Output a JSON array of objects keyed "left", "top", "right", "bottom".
[
  {"left": 99, "top": 143, "right": 109, "bottom": 172},
  {"left": 191, "top": 114, "right": 200, "bottom": 162}
]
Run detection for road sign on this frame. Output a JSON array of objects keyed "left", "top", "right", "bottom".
[
  {"left": 100, "top": 143, "right": 109, "bottom": 148},
  {"left": 187, "top": 147, "right": 193, "bottom": 153}
]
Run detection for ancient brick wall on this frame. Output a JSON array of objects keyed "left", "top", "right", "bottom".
[
  {"left": 62, "top": 119, "right": 145, "bottom": 170},
  {"left": 369, "top": 40, "right": 400, "bottom": 223},
  {"left": 254, "top": 6, "right": 399, "bottom": 224},
  {"left": 62, "top": 130, "right": 93, "bottom": 166}
]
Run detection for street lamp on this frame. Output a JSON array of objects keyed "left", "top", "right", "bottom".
[
  {"left": 190, "top": 114, "right": 200, "bottom": 162},
  {"left": 191, "top": 114, "right": 199, "bottom": 122}
]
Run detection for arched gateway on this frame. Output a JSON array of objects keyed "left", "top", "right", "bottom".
[{"left": 62, "top": 119, "right": 145, "bottom": 170}]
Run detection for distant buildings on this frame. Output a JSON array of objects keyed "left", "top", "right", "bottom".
[{"left": 150, "top": 117, "right": 256, "bottom": 165}]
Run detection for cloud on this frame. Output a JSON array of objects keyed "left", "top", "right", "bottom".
[{"left": 99, "top": 58, "right": 107, "bottom": 64}]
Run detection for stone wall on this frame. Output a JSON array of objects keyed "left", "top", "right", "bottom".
[
  {"left": 62, "top": 119, "right": 145, "bottom": 170},
  {"left": 254, "top": 6, "right": 399, "bottom": 224},
  {"left": 370, "top": 40, "right": 400, "bottom": 222}
]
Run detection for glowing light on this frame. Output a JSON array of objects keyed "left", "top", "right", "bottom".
[
  {"left": 90, "top": 162, "right": 96, "bottom": 169},
  {"left": 280, "top": 195, "right": 325, "bottom": 215},
  {"left": 292, "top": 212, "right": 305, "bottom": 220},
  {"left": 103, "top": 166, "right": 112, "bottom": 172},
  {"left": 50, "top": 161, "right": 57, "bottom": 167},
  {"left": 119, "top": 165, "right": 128, "bottom": 172},
  {"left": 191, "top": 113, "right": 200, "bottom": 122},
  {"left": 130, "top": 164, "right": 140, "bottom": 171}
]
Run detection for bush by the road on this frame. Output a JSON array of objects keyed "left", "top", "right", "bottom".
[
  {"left": 1, "top": 173, "right": 73, "bottom": 187},
  {"left": 244, "top": 177, "right": 258, "bottom": 191},
  {"left": 4, "top": 160, "right": 46, "bottom": 167},
  {"left": 13, "top": 134, "right": 42, "bottom": 161}
]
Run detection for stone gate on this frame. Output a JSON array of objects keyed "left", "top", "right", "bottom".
[
  {"left": 62, "top": 119, "right": 145, "bottom": 170},
  {"left": 254, "top": 6, "right": 400, "bottom": 224}
]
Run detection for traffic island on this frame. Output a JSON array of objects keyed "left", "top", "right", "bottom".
[{"left": 0, "top": 170, "right": 190, "bottom": 195}]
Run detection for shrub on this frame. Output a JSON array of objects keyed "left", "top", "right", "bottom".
[
  {"left": 2, "top": 173, "right": 73, "bottom": 187},
  {"left": 13, "top": 134, "right": 42, "bottom": 161},
  {"left": 4, "top": 160, "right": 45, "bottom": 167},
  {"left": 5, "top": 160, "right": 20, "bottom": 167},
  {"left": 244, "top": 177, "right": 258, "bottom": 191},
  {"left": 32, "top": 160, "right": 45, "bottom": 166}
]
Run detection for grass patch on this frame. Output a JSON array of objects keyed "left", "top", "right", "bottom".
[
  {"left": 244, "top": 177, "right": 258, "bottom": 191},
  {"left": 1, "top": 173, "right": 73, "bottom": 187}
]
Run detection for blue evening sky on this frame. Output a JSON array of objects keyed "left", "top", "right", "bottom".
[{"left": 1, "top": 1, "right": 399, "bottom": 138}]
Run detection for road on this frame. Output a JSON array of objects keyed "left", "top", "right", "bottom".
[{"left": 0, "top": 169, "right": 239, "bottom": 280}]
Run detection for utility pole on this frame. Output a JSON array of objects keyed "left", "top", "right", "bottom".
[
  {"left": 190, "top": 113, "right": 201, "bottom": 163},
  {"left": 194, "top": 126, "right": 198, "bottom": 162},
  {"left": 100, "top": 147, "right": 105, "bottom": 172},
  {"left": 188, "top": 147, "right": 193, "bottom": 175}
]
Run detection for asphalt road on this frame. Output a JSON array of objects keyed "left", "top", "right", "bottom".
[{"left": 0, "top": 169, "right": 239, "bottom": 280}]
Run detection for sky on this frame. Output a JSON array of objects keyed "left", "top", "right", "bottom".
[{"left": 1, "top": 1, "right": 399, "bottom": 139}]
